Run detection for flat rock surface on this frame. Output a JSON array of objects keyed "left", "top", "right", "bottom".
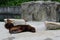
[{"left": 0, "top": 22, "right": 60, "bottom": 40}]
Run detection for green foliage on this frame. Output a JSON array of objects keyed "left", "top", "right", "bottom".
[
  {"left": 0, "top": 0, "right": 60, "bottom": 6},
  {"left": 0, "top": 0, "right": 36, "bottom": 6},
  {"left": 51, "top": 0, "right": 60, "bottom": 2}
]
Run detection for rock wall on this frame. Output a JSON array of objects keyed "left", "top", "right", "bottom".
[{"left": 21, "top": 1, "right": 60, "bottom": 21}]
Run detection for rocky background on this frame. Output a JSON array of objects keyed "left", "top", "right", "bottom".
[
  {"left": 0, "top": 1, "right": 60, "bottom": 22},
  {"left": 21, "top": 1, "right": 60, "bottom": 22}
]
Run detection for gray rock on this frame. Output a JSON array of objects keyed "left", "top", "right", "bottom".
[
  {"left": 45, "top": 21, "right": 60, "bottom": 30},
  {"left": 3, "top": 37, "right": 15, "bottom": 40},
  {"left": 21, "top": 1, "right": 59, "bottom": 21},
  {"left": 44, "top": 38, "right": 53, "bottom": 40}
]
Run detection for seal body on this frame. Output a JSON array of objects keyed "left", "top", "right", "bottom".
[{"left": 5, "top": 19, "right": 36, "bottom": 34}]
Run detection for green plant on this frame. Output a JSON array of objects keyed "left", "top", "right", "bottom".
[{"left": 0, "top": 0, "right": 37, "bottom": 6}]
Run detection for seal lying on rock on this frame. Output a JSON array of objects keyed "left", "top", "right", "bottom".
[{"left": 5, "top": 19, "right": 36, "bottom": 34}]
